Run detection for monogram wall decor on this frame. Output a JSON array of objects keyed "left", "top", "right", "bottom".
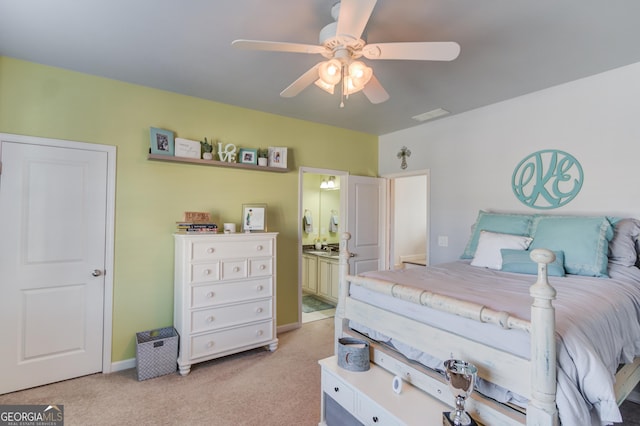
[{"left": 511, "top": 149, "right": 583, "bottom": 210}]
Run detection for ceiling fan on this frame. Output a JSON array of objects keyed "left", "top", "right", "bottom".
[{"left": 231, "top": 0, "right": 460, "bottom": 107}]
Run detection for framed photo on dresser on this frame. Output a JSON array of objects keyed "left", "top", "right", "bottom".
[{"left": 241, "top": 203, "right": 267, "bottom": 232}]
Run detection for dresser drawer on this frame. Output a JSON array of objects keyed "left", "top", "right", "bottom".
[
  {"left": 191, "top": 278, "right": 272, "bottom": 308},
  {"left": 191, "top": 299, "right": 273, "bottom": 333},
  {"left": 190, "top": 320, "right": 274, "bottom": 358},
  {"left": 191, "top": 239, "right": 273, "bottom": 260},
  {"left": 249, "top": 258, "right": 272, "bottom": 277},
  {"left": 357, "top": 395, "right": 402, "bottom": 426},
  {"left": 190, "top": 262, "right": 220, "bottom": 283},
  {"left": 322, "top": 369, "right": 356, "bottom": 413},
  {"left": 221, "top": 259, "right": 248, "bottom": 280}
]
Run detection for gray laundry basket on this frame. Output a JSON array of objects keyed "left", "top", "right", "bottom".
[{"left": 135, "top": 327, "right": 179, "bottom": 381}]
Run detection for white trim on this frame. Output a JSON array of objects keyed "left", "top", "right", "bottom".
[
  {"left": 112, "top": 358, "right": 136, "bottom": 372},
  {"left": 0, "top": 133, "right": 116, "bottom": 375}
]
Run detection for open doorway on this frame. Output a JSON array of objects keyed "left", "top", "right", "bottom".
[
  {"left": 298, "top": 168, "right": 347, "bottom": 325},
  {"left": 386, "top": 171, "right": 429, "bottom": 269}
]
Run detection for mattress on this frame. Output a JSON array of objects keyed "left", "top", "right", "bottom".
[{"left": 349, "top": 261, "right": 640, "bottom": 426}]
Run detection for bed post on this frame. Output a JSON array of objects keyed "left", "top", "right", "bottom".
[
  {"left": 334, "top": 232, "right": 351, "bottom": 353},
  {"left": 527, "top": 249, "right": 559, "bottom": 426}
]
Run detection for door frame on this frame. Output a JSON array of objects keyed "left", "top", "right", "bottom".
[
  {"left": 380, "top": 169, "right": 430, "bottom": 268},
  {"left": 297, "top": 167, "right": 348, "bottom": 327},
  {"left": 0, "top": 133, "right": 116, "bottom": 373}
]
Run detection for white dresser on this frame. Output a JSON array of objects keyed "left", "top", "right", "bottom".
[{"left": 174, "top": 232, "right": 279, "bottom": 375}]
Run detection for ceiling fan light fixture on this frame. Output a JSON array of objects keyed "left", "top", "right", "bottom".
[
  {"left": 318, "top": 59, "right": 342, "bottom": 85},
  {"left": 314, "top": 78, "right": 335, "bottom": 94},
  {"left": 344, "top": 60, "right": 372, "bottom": 94}
]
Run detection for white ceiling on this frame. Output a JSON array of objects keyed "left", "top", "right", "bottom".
[{"left": 1, "top": 0, "right": 639, "bottom": 135}]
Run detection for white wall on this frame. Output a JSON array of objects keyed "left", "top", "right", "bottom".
[{"left": 379, "top": 62, "right": 640, "bottom": 265}]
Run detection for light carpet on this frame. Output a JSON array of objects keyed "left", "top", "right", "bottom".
[{"left": 0, "top": 319, "right": 335, "bottom": 426}]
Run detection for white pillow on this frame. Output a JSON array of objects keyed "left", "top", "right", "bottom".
[{"left": 470, "top": 231, "right": 533, "bottom": 270}]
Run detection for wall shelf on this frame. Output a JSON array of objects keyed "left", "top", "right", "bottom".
[{"left": 147, "top": 154, "right": 288, "bottom": 173}]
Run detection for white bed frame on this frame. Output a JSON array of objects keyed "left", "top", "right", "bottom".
[{"left": 334, "top": 233, "right": 640, "bottom": 426}]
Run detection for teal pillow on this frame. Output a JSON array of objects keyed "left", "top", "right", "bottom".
[
  {"left": 461, "top": 211, "right": 534, "bottom": 259},
  {"left": 500, "top": 249, "right": 566, "bottom": 277},
  {"left": 528, "top": 215, "right": 613, "bottom": 277}
]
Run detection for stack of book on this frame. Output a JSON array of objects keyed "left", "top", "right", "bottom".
[{"left": 176, "top": 222, "right": 218, "bottom": 233}]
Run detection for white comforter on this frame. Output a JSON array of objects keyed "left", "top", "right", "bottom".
[{"left": 354, "top": 261, "right": 640, "bottom": 426}]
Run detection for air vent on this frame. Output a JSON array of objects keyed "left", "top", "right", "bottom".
[{"left": 412, "top": 108, "right": 450, "bottom": 122}]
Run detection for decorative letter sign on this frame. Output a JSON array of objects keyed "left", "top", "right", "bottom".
[
  {"left": 512, "top": 149, "right": 583, "bottom": 210},
  {"left": 217, "top": 142, "right": 237, "bottom": 163}
]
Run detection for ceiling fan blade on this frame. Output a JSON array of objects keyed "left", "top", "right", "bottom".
[
  {"left": 232, "top": 39, "right": 327, "bottom": 55},
  {"left": 363, "top": 42, "right": 461, "bottom": 61},
  {"left": 363, "top": 74, "right": 389, "bottom": 104},
  {"left": 336, "top": 0, "right": 377, "bottom": 40},
  {"left": 280, "top": 63, "right": 322, "bottom": 98}
]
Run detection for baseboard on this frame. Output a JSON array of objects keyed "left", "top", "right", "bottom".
[
  {"left": 109, "top": 322, "right": 302, "bottom": 373},
  {"left": 111, "top": 358, "right": 136, "bottom": 372},
  {"left": 278, "top": 322, "right": 300, "bottom": 334}
]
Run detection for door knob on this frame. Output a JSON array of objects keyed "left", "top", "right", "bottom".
[{"left": 91, "top": 269, "right": 103, "bottom": 277}]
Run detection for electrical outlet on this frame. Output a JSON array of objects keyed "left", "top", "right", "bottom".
[{"left": 438, "top": 236, "right": 449, "bottom": 247}]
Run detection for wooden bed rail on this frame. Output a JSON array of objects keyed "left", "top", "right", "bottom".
[{"left": 336, "top": 232, "right": 559, "bottom": 426}]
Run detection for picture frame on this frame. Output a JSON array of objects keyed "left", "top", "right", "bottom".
[
  {"left": 268, "top": 147, "right": 287, "bottom": 169},
  {"left": 174, "top": 138, "right": 201, "bottom": 159},
  {"left": 150, "top": 127, "right": 175, "bottom": 156},
  {"left": 241, "top": 203, "right": 267, "bottom": 232},
  {"left": 239, "top": 148, "right": 258, "bottom": 165}
]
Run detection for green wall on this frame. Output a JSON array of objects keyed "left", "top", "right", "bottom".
[{"left": 0, "top": 56, "right": 378, "bottom": 362}]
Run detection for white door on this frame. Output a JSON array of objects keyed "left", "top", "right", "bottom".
[
  {"left": 0, "top": 139, "right": 109, "bottom": 394},
  {"left": 344, "top": 175, "right": 386, "bottom": 275}
]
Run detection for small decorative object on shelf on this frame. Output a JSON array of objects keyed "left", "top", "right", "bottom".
[
  {"left": 150, "top": 127, "right": 175, "bottom": 156},
  {"left": 257, "top": 148, "right": 269, "bottom": 166},
  {"left": 200, "top": 138, "right": 214, "bottom": 160},
  {"left": 239, "top": 148, "right": 258, "bottom": 165},
  {"left": 217, "top": 141, "right": 237, "bottom": 163},
  {"left": 268, "top": 147, "right": 287, "bottom": 168},
  {"left": 175, "top": 138, "right": 201, "bottom": 159}
]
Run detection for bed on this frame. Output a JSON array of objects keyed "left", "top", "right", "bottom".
[{"left": 334, "top": 212, "right": 640, "bottom": 426}]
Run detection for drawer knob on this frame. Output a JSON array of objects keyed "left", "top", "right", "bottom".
[
  {"left": 207, "top": 291, "right": 215, "bottom": 298},
  {"left": 333, "top": 386, "right": 339, "bottom": 393},
  {"left": 233, "top": 266, "right": 240, "bottom": 273},
  {"left": 256, "top": 330, "right": 264, "bottom": 337},
  {"left": 256, "top": 245, "right": 263, "bottom": 251},
  {"left": 256, "top": 285, "right": 263, "bottom": 291},
  {"left": 206, "top": 341, "right": 214, "bottom": 348},
  {"left": 372, "top": 416, "right": 379, "bottom": 423},
  {"left": 259, "top": 264, "right": 266, "bottom": 270},
  {"left": 207, "top": 316, "right": 215, "bottom": 323},
  {"left": 255, "top": 307, "right": 263, "bottom": 313},
  {"left": 207, "top": 247, "right": 214, "bottom": 253},
  {"left": 203, "top": 269, "right": 211, "bottom": 275}
]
